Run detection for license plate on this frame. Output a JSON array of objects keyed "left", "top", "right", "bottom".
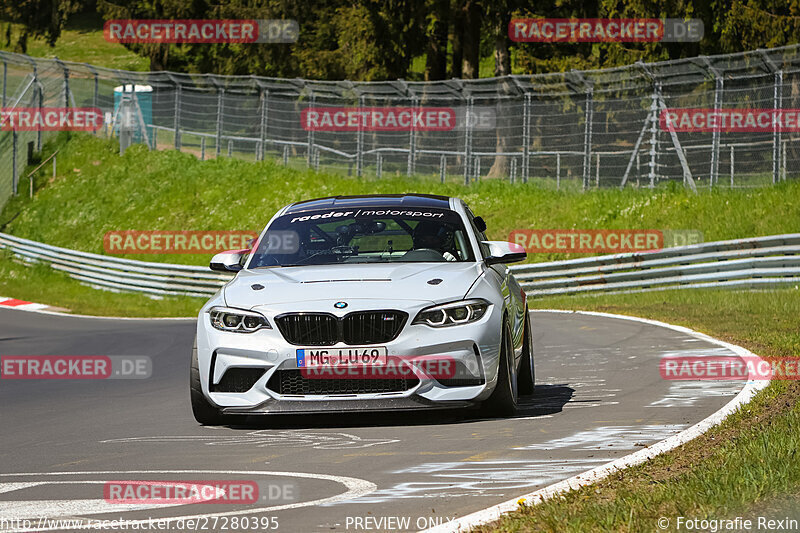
[{"left": 296, "top": 347, "right": 388, "bottom": 367}]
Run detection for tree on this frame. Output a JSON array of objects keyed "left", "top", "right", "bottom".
[{"left": 0, "top": 0, "right": 84, "bottom": 52}]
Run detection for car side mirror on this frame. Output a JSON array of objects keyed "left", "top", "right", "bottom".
[
  {"left": 482, "top": 241, "right": 526, "bottom": 265},
  {"left": 473, "top": 216, "right": 487, "bottom": 233},
  {"left": 210, "top": 249, "right": 249, "bottom": 272}
]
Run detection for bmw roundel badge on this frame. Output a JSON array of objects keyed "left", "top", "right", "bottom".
[{"left": 334, "top": 301, "right": 348, "bottom": 309}]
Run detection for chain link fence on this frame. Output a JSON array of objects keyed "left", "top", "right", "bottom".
[{"left": 3, "top": 45, "right": 800, "bottom": 211}]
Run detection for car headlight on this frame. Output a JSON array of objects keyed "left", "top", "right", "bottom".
[
  {"left": 413, "top": 299, "right": 490, "bottom": 327},
  {"left": 209, "top": 306, "right": 271, "bottom": 333}
]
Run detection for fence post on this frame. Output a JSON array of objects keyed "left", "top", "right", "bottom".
[
  {"left": 307, "top": 92, "right": 315, "bottom": 167},
  {"left": 259, "top": 87, "right": 269, "bottom": 162},
  {"left": 11, "top": 131, "right": 18, "bottom": 196},
  {"left": 522, "top": 93, "right": 530, "bottom": 183},
  {"left": 34, "top": 63, "right": 42, "bottom": 151},
  {"left": 173, "top": 81, "right": 182, "bottom": 150},
  {"left": 510, "top": 157, "right": 517, "bottom": 183},
  {"left": 772, "top": 70, "right": 783, "bottom": 184},
  {"left": 93, "top": 70, "right": 99, "bottom": 108},
  {"left": 377, "top": 153, "right": 383, "bottom": 178},
  {"left": 2, "top": 56, "right": 6, "bottom": 107},
  {"left": 227, "top": 139, "right": 233, "bottom": 157},
  {"left": 439, "top": 154, "right": 446, "bottom": 183},
  {"left": 357, "top": 94, "right": 365, "bottom": 177},
  {"left": 407, "top": 95, "right": 418, "bottom": 176},
  {"left": 581, "top": 82, "right": 594, "bottom": 191},
  {"left": 782, "top": 140, "right": 787, "bottom": 180},
  {"left": 463, "top": 95, "right": 473, "bottom": 185},
  {"left": 730, "top": 145, "right": 734, "bottom": 187},
  {"left": 283, "top": 144, "right": 289, "bottom": 166},
  {"left": 200, "top": 137, "right": 206, "bottom": 161},
  {"left": 58, "top": 59, "right": 71, "bottom": 107},
  {"left": 556, "top": 153, "right": 561, "bottom": 189},
  {"left": 648, "top": 85, "right": 659, "bottom": 188},
  {"left": 595, "top": 153, "right": 600, "bottom": 187},
  {"left": 215, "top": 86, "right": 224, "bottom": 157}
]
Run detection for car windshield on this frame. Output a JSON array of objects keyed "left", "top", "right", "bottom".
[{"left": 247, "top": 207, "right": 475, "bottom": 267}]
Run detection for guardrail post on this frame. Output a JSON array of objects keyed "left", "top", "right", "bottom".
[
  {"left": 173, "top": 81, "right": 182, "bottom": 150},
  {"left": 522, "top": 92, "right": 530, "bottom": 183},
  {"left": 730, "top": 145, "right": 735, "bottom": 187},
  {"left": 439, "top": 154, "right": 446, "bottom": 183},
  {"left": 227, "top": 139, "right": 233, "bottom": 157},
  {"left": 283, "top": 144, "right": 289, "bottom": 166},
  {"left": 200, "top": 137, "right": 205, "bottom": 160},
  {"left": 463, "top": 95, "right": 473, "bottom": 185},
  {"left": 377, "top": 153, "right": 383, "bottom": 178},
  {"left": 407, "top": 95, "right": 418, "bottom": 176},
  {"left": 357, "top": 94, "right": 365, "bottom": 177},
  {"left": 215, "top": 86, "right": 224, "bottom": 157}
]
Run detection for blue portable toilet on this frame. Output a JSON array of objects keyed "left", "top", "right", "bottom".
[{"left": 113, "top": 84, "right": 153, "bottom": 145}]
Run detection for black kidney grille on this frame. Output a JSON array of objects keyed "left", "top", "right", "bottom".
[
  {"left": 267, "top": 369, "right": 418, "bottom": 395},
  {"left": 275, "top": 313, "right": 338, "bottom": 346},
  {"left": 342, "top": 311, "right": 407, "bottom": 344},
  {"left": 276, "top": 311, "right": 407, "bottom": 346}
]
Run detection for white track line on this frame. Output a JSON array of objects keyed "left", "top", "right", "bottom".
[{"left": 421, "top": 309, "right": 771, "bottom": 533}]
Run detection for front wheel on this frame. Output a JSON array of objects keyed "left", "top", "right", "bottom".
[
  {"left": 518, "top": 309, "right": 536, "bottom": 396},
  {"left": 481, "top": 320, "right": 518, "bottom": 417}
]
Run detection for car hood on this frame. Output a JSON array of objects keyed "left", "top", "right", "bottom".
[{"left": 223, "top": 262, "right": 485, "bottom": 308}]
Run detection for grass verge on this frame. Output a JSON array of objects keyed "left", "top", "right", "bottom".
[
  {"left": 0, "top": 251, "right": 204, "bottom": 317},
  {"left": 475, "top": 288, "right": 800, "bottom": 532}
]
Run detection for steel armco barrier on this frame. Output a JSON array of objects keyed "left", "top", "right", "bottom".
[
  {"left": 0, "top": 232, "right": 231, "bottom": 298},
  {"left": 1, "top": 232, "right": 799, "bottom": 299},
  {"left": 514, "top": 233, "right": 800, "bottom": 297}
]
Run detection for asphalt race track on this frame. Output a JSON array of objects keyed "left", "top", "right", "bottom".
[{"left": 0, "top": 308, "right": 746, "bottom": 533}]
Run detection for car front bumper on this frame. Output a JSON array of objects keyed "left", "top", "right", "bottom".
[{"left": 196, "top": 298, "right": 504, "bottom": 414}]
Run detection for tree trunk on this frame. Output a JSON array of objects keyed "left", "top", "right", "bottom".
[
  {"left": 450, "top": 4, "right": 464, "bottom": 78},
  {"left": 487, "top": 4, "right": 512, "bottom": 179},
  {"left": 424, "top": 0, "right": 449, "bottom": 81},
  {"left": 461, "top": 0, "right": 481, "bottom": 79}
]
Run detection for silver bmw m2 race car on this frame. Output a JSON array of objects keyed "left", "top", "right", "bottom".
[{"left": 191, "top": 194, "right": 534, "bottom": 424}]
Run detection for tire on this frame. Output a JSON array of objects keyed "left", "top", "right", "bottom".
[
  {"left": 190, "top": 337, "right": 229, "bottom": 426},
  {"left": 518, "top": 309, "right": 536, "bottom": 396},
  {"left": 481, "top": 320, "right": 518, "bottom": 416}
]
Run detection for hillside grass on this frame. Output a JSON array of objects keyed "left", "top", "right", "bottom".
[
  {"left": 0, "top": 13, "right": 148, "bottom": 71},
  {"left": 2, "top": 133, "right": 799, "bottom": 269}
]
